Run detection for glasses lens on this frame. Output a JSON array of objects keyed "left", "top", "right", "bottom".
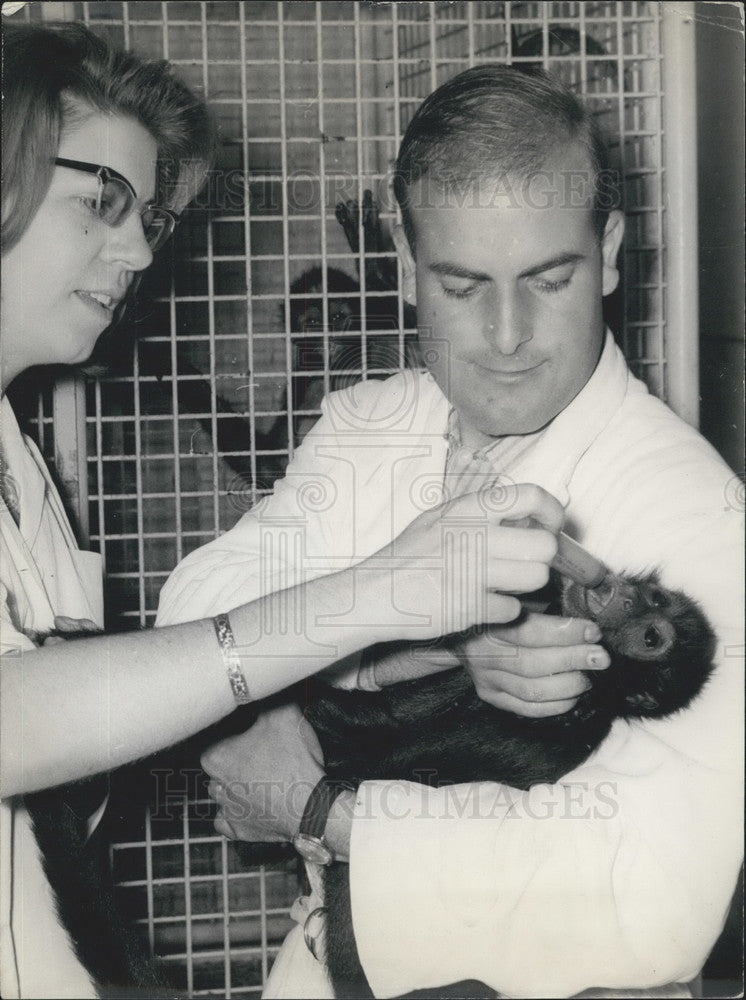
[
  {"left": 141, "top": 208, "right": 175, "bottom": 252},
  {"left": 98, "top": 177, "right": 134, "bottom": 225}
]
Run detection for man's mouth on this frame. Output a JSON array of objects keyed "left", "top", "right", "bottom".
[{"left": 472, "top": 360, "right": 544, "bottom": 379}]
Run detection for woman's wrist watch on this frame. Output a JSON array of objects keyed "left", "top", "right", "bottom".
[{"left": 293, "top": 776, "right": 355, "bottom": 866}]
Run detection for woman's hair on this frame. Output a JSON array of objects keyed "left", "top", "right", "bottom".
[
  {"left": 393, "top": 64, "right": 616, "bottom": 250},
  {"left": 1, "top": 21, "right": 216, "bottom": 253}
]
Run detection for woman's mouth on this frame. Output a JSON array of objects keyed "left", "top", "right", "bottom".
[{"left": 75, "top": 290, "right": 116, "bottom": 320}]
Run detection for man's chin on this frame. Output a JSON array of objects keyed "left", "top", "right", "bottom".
[{"left": 468, "top": 409, "right": 560, "bottom": 440}]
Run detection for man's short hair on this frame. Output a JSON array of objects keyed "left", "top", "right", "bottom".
[{"left": 393, "top": 64, "right": 616, "bottom": 249}]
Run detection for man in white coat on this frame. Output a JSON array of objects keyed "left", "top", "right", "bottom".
[{"left": 157, "top": 66, "right": 743, "bottom": 997}]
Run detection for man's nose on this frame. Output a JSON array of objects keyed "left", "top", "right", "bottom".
[{"left": 484, "top": 290, "right": 531, "bottom": 355}]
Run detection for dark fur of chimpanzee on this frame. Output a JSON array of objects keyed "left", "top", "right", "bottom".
[
  {"left": 21, "top": 623, "right": 169, "bottom": 997},
  {"left": 26, "top": 779, "right": 168, "bottom": 998},
  {"left": 304, "top": 572, "right": 716, "bottom": 999}
]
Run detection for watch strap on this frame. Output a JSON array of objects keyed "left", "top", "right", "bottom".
[{"left": 298, "top": 776, "right": 355, "bottom": 841}]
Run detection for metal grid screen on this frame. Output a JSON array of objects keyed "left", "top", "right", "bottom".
[{"left": 18, "top": 2, "right": 680, "bottom": 996}]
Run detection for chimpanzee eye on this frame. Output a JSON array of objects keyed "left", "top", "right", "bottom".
[
  {"left": 644, "top": 625, "right": 661, "bottom": 648},
  {"left": 649, "top": 589, "right": 666, "bottom": 608}
]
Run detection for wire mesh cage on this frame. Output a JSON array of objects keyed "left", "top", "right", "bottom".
[{"left": 13, "top": 2, "right": 694, "bottom": 996}]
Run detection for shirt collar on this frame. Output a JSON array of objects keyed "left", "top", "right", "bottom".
[{"left": 443, "top": 330, "right": 631, "bottom": 504}]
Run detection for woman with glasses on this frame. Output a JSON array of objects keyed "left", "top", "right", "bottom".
[{"left": 0, "top": 21, "right": 566, "bottom": 998}]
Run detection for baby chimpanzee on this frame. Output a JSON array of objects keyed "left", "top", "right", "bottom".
[{"left": 304, "top": 571, "right": 716, "bottom": 999}]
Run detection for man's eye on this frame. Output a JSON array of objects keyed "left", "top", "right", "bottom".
[
  {"left": 532, "top": 274, "right": 572, "bottom": 294},
  {"left": 529, "top": 263, "right": 576, "bottom": 294},
  {"left": 441, "top": 282, "right": 479, "bottom": 300}
]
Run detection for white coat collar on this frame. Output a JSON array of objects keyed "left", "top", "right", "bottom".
[
  {"left": 432, "top": 330, "right": 632, "bottom": 506},
  {"left": 504, "top": 330, "right": 632, "bottom": 504},
  {"left": 0, "top": 395, "right": 50, "bottom": 546}
]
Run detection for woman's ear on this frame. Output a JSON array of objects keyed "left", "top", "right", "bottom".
[
  {"left": 392, "top": 224, "right": 417, "bottom": 305},
  {"left": 601, "top": 210, "right": 625, "bottom": 297}
]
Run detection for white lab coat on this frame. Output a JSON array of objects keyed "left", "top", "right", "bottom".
[
  {"left": 1, "top": 395, "right": 103, "bottom": 999},
  {"left": 158, "top": 334, "right": 744, "bottom": 998}
]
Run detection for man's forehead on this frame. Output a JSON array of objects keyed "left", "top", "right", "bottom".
[
  {"left": 407, "top": 142, "right": 597, "bottom": 216},
  {"left": 409, "top": 177, "right": 596, "bottom": 220}
]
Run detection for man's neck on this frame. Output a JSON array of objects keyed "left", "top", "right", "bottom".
[{"left": 457, "top": 420, "right": 503, "bottom": 452}]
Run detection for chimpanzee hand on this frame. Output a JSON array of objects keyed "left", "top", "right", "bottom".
[
  {"left": 201, "top": 702, "right": 325, "bottom": 843},
  {"left": 455, "top": 614, "right": 610, "bottom": 718}
]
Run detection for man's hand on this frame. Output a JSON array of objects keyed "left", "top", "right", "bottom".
[
  {"left": 201, "top": 702, "right": 325, "bottom": 843},
  {"left": 40, "top": 615, "right": 101, "bottom": 646},
  {"left": 366, "top": 639, "right": 462, "bottom": 688},
  {"left": 456, "top": 613, "right": 610, "bottom": 717}
]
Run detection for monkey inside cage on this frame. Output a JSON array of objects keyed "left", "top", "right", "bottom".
[{"left": 7, "top": 1, "right": 740, "bottom": 998}]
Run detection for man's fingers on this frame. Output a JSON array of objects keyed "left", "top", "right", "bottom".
[
  {"left": 499, "top": 613, "right": 602, "bottom": 647},
  {"left": 53, "top": 615, "right": 100, "bottom": 634},
  {"left": 373, "top": 645, "right": 461, "bottom": 686},
  {"left": 482, "top": 613, "right": 603, "bottom": 648},
  {"left": 511, "top": 668, "right": 591, "bottom": 703},
  {"left": 468, "top": 641, "right": 609, "bottom": 679},
  {"left": 472, "top": 664, "right": 592, "bottom": 705},
  {"left": 42, "top": 635, "right": 66, "bottom": 647},
  {"left": 214, "top": 809, "right": 285, "bottom": 843}
]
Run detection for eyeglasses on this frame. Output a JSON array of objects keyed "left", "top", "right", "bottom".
[{"left": 54, "top": 157, "right": 180, "bottom": 252}]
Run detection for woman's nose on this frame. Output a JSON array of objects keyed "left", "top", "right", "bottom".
[{"left": 102, "top": 213, "right": 154, "bottom": 272}]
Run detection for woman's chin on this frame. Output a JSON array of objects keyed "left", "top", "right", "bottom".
[{"left": 63, "top": 331, "right": 102, "bottom": 367}]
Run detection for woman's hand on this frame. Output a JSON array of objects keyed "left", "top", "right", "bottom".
[
  {"left": 456, "top": 614, "right": 610, "bottom": 717},
  {"left": 363, "top": 482, "right": 564, "bottom": 642}
]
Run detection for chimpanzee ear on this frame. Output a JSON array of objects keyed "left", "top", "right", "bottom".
[{"left": 625, "top": 691, "right": 660, "bottom": 714}]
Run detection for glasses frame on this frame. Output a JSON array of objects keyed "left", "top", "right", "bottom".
[{"left": 53, "top": 157, "right": 180, "bottom": 252}]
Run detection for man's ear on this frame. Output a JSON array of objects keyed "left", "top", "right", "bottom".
[
  {"left": 601, "top": 210, "right": 625, "bottom": 297},
  {"left": 392, "top": 223, "right": 417, "bottom": 305}
]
